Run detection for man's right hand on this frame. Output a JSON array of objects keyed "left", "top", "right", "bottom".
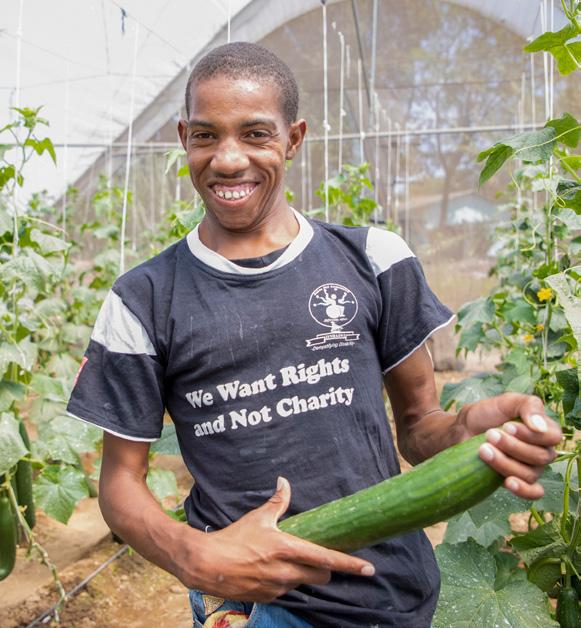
[{"left": 177, "top": 476, "right": 376, "bottom": 603}]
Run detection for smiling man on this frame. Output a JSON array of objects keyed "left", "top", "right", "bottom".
[{"left": 67, "top": 42, "right": 562, "bottom": 628}]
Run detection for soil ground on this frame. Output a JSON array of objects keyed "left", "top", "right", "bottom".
[{"left": 0, "top": 354, "right": 499, "bottom": 628}]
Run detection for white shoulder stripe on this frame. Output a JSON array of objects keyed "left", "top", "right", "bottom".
[
  {"left": 365, "top": 227, "right": 415, "bottom": 276},
  {"left": 91, "top": 291, "right": 156, "bottom": 356}
]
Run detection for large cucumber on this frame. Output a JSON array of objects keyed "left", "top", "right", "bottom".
[
  {"left": 279, "top": 433, "right": 503, "bottom": 552},
  {"left": 0, "top": 482, "right": 17, "bottom": 581},
  {"left": 15, "top": 420, "right": 36, "bottom": 530}
]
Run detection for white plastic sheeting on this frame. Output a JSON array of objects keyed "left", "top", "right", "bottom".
[
  {"left": 0, "top": 0, "right": 568, "bottom": 201},
  {"left": 1, "top": 0, "right": 251, "bottom": 199}
]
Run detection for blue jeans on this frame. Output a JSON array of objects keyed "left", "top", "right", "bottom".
[{"left": 189, "top": 588, "right": 312, "bottom": 627}]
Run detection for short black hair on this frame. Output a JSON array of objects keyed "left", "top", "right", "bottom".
[{"left": 185, "top": 42, "right": 299, "bottom": 125}]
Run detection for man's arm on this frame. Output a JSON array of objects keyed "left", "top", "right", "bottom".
[
  {"left": 383, "top": 343, "right": 562, "bottom": 500},
  {"left": 99, "top": 432, "right": 375, "bottom": 602}
]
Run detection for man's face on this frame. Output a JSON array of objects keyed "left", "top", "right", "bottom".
[{"left": 178, "top": 76, "right": 306, "bottom": 232}]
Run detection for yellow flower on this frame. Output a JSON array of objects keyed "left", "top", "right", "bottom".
[
  {"left": 535, "top": 323, "right": 545, "bottom": 332},
  {"left": 537, "top": 287, "right": 553, "bottom": 302},
  {"left": 523, "top": 333, "right": 534, "bottom": 344}
]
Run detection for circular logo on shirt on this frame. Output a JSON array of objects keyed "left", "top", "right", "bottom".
[{"left": 309, "top": 283, "right": 358, "bottom": 332}]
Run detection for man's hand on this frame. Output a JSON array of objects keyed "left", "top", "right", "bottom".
[
  {"left": 460, "top": 392, "right": 562, "bottom": 500},
  {"left": 177, "top": 477, "right": 375, "bottom": 603}
]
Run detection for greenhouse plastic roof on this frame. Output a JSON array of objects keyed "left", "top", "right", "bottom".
[{"left": 0, "top": 0, "right": 567, "bottom": 201}]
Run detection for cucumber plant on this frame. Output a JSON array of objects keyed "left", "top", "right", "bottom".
[{"left": 434, "top": 3, "right": 581, "bottom": 626}]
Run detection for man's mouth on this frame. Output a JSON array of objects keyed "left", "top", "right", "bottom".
[{"left": 210, "top": 182, "right": 258, "bottom": 202}]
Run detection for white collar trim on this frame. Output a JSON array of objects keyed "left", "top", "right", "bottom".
[{"left": 186, "top": 209, "right": 313, "bottom": 275}]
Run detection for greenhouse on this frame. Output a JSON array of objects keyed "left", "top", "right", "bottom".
[{"left": 0, "top": 0, "right": 579, "bottom": 626}]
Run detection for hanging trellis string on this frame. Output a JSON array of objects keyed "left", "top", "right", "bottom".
[
  {"left": 385, "top": 113, "right": 392, "bottom": 225},
  {"left": 404, "top": 129, "right": 410, "bottom": 242},
  {"left": 227, "top": 0, "right": 232, "bottom": 43},
  {"left": 322, "top": 0, "right": 330, "bottom": 223},
  {"left": 119, "top": 21, "right": 140, "bottom": 276},
  {"left": 357, "top": 58, "right": 365, "bottom": 164},
  {"left": 373, "top": 93, "right": 380, "bottom": 219},
  {"left": 394, "top": 122, "right": 401, "bottom": 226},
  {"left": 62, "top": 62, "right": 70, "bottom": 234},
  {"left": 337, "top": 29, "right": 346, "bottom": 173},
  {"left": 541, "top": 1, "right": 550, "bottom": 120}
]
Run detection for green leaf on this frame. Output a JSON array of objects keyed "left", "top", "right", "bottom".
[
  {"left": 0, "top": 337, "right": 38, "bottom": 378},
  {"left": 457, "top": 322, "right": 486, "bottom": 351},
  {"left": 177, "top": 164, "right": 189, "bottom": 177},
  {"left": 556, "top": 368, "right": 579, "bottom": 417},
  {"left": 551, "top": 41, "right": 581, "bottom": 75},
  {"left": 524, "top": 23, "right": 581, "bottom": 74},
  {"left": 146, "top": 467, "right": 179, "bottom": 502},
  {"left": 0, "top": 412, "right": 28, "bottom": 475},
  {"left": 478, "top": 144, "right": 514, "bottom": 185},
  {"left": 164, "top": 148, "right": 186, "bottom": 174},
  {"left": 468, "top": 488, "right": 531, "bottom": 527},
  {"left": 556, "top": 206, "right": 581, "bottom": 230},
  {"left": 536, "top": 468, "right": 575, "bottom": 514},
  {"left": 0, "top": 209, "right": 12, "bottom": 235},
  {"left": 24, "top": 137, "right": 56, "bottom": 164},
  {"left": 504, "top": 299, "right": 537, "bottom": 325},
  {"left": 509, "top": 519, "right": 567, "bottom": 566},
  {"left": 29, "top": 373, "right": 69, "bottom": 402},
  {"left": 494, "top": 552, "right": 527, "bottom": 590},
  {"left": 36, "top": 415, "right": 101, "bottom": 464},
  {"left": 478, "top": 128, "right": 557, "bottom": 186},
  {"left": 524, "top": 23, "right": 579, "bottom": 53},
  {"left": 561, "top": 155, "right": 581, "bottom": 171},
  {"left": 457, "top": 297, "right": 496, "bottom": 327},
  {"left": 557, "top": 179, "right": 581, "bottom": 212},
  {"left": 150, "top": 424, "right": 181, "bottom": 455},
  {"left": 33, "top": 464, "right": 89, "bottom": 523},
  {"left": 46, "top": 353, "right": 79, "bottom": 379},
  {"left": 0, "top": 381, "right": 25, "bottom": 412},
  {"left": 440, "top": 374, "right": 503, "bottom": 411},
  {"left": 434, "top": 540, "right": 557, "bottom": 628},
  {"left": 444, "top": 510, "right": 509, "bottom": 548},
  {"left": 546, "top": 113, "right": 580, "bottom": 148},
  {"left": 30, "top": 228, "right": 70, "bottom": 254}
]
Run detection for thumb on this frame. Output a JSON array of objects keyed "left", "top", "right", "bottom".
[{"left": 260, "top": 476, "right": 291, "bottom": 524}]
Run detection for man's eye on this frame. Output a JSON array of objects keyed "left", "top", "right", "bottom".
[
  {"left": 248, "top": 130, "right": 269, "bottom": 139},
  {"left": 191, "top": 132, "right": 213, "bottom": 140}
]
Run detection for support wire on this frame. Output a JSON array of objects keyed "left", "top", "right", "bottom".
[{"left": 120, "top": 21, "right": 140, "bottom": 276}]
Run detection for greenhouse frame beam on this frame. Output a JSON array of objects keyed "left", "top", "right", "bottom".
[{"left": 40, "top": 122, "right": 543, "bottom": 150}]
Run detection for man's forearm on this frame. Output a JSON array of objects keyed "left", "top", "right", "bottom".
[
  {"left": 396, "top": 405, "right": 472, "bottom": 465},
  {"left": 98, "top": 469, "right": 204, "bottom": 584}
]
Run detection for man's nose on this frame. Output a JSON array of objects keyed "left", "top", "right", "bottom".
[{"left": 210, "top": 140, "right": 250, "bottom": 174}]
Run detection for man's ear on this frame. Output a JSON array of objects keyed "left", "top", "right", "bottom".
[
  {"left": 285, "top": 119, "right": 307, "bottom": 160},
  {"left": 177, "top": 119, "right": 188, "bottom": 151}
]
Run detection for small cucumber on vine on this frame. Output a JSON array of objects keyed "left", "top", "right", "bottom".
[
  {"left": 15, "top": 420, "right": 36, "bottom": 530},
  {"left": 556, "top": 586, "right": 581, "bottom": 628},
  {"left": 279, "top": 433, "right": 503, "bottom": 552},
  {"left": 0, "top": 481, "right": 17, "bottom": 581}
]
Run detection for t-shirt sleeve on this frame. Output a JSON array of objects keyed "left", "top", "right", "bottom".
[
  {"left": 66, "top": 288, "right": 165, "bottom": 441},
  {"left": 365, "top": 227, "right": 456, "bottom": 373}
]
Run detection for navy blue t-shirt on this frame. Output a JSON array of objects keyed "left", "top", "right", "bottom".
[{"left": 67, "top": 210, "right": 455, "bottom": 627}]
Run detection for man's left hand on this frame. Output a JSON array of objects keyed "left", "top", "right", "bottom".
[{"left": 461, "top": 392, "right": 563, "bottom": 499}]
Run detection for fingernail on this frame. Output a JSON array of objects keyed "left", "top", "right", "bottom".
[
  {"left": 487, "top": 429, "right": 501, "bottom": 445},
  {"left": 503, "top": 422, "right": 517, "bottom": 435},
  {"left": 506, "top": 478, "right": 519, "bottom": 491},
  {"left": 529, "top": 414, "right": 548, "bottom": 433},
  {"left": 361, "top": 565, "right": 375, "bottom": 576},
  {"left": 480, "top": 444, "right": 494, "bottom": 461},
  {"left": 277, "top": 476, "right": 284, "bottom": 491}
]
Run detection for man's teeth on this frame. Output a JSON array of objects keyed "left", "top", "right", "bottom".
[{"left": 215, "top": 187, "right": 253, "bottom": 199}]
